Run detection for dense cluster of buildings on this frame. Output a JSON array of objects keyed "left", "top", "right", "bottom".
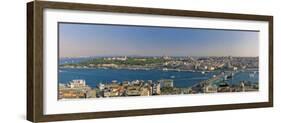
[
  {"left": 60, "top": 56, "right": 259, "bottom": 73},
  {"left": 59, "top": 77, "right": 258, "bottom": 99},
  {"left": 160, "top": 56, "right": 258, "bottom": 72},
  {"left": 59, "top": 80, "right": 96, "bottom": 99},
  {"left": 59, "top": 79, "right": 175, "bottom": 99},
  {"left": 59, "top": 56, "right": 259, "bottom": 99}
]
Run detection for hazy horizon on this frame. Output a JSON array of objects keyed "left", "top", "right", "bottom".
[{"left": 59, "top": 23, "right": 259, "bottom": 58}]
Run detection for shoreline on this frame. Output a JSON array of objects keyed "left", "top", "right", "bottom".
[
  {"left": 59, "top": 67, "right": 259, "bottom": 88},
  {"left": 59, "top": 66, "right": 258, "bottom": 72}
]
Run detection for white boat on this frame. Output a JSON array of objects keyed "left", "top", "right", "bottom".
[
  {"left": 163, "top": 68, "right": 168, "bottom": 71},
  {"left": 249, "top": 73, "right": 255, "bottom": 78}
]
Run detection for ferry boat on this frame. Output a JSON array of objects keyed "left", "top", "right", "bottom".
[{"left": 249, "top": 73, "right": 255, "bottom": 78}]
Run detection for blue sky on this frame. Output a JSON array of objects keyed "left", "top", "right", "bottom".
[{"left": 59, "top": 23, "right": 259, "bottom": 57}]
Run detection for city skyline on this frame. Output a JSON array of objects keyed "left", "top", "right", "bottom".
[{"left": 59, "top": 23, "right": 259, "bottom": 58}]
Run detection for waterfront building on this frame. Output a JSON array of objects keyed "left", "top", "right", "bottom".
[
  {"left": 59, "top": 83, "right": 66, "bottom": 89},
  {"left": 103, "top": 88, "right": 119, "bottom": 97},
  {"left": 59, "top": 80, "right": 92, "bottom": 99},
  {"left": 156, "top": 82, "right": 161, "bottom": 95},
  {"left": 195, "top": 63, "right": 199, "bottom": 70},
  {"left": 98, "top": 83, "right": 105, "bottom": 90},
  {"left": 147, "top": 80, "right": 153, "bottom": 84},
  {"left": 140, "top": 87, "right": 151, "bottom": 96},
  {"left": 105, "top": 83, "right": 119, "bottom": 89},
  {"left": 68, "top": 79, "right": 87, "bottom": 88},
  {"left": 103, "top": 90, "right": 111, "bottom": 97},
  {"left": 59, "top": 89, "right": 86, "bottom": 99},
  {"left": 122, "top": 81, "right": 130, "bottom": 86},
  {"left": 217, "top": 82, "right": 231, "bottom": 92},
  {"left": 159, "top": 79, "right": 174, "bottom": 88},
  {"left": 101, "top": 63, "right": 118, "bottom": 68},
  {"left": 151, "top": 82, "right": 161, "bottom": 95},
  {"left": 163, "top": 56, "right": 171, "bottom": 60},
  {"left": 116, "top": 56, "right": 127, "bottom": 61},
  {"left": 86, "top": 90, "right": 97, "bottom": 98},
  {"left": 131, "top": 80, "right": 141, "bottom": 85},
  {"left": 126, "top": 86, "right": 141, "bottom": 96},
  {"left": 208, "top": 66, "right": 215, "bottom": 71},
  {"left": 227, "top": 61, "right": 233, "bottom": 69},
  {"left": 203, "top": 84, "right": 217, "bottom": 93}
]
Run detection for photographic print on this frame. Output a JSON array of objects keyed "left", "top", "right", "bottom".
[
  {"left": 58, "top": 23, "right": 259, "bottom": 99},
  {"left": 27, "top": 1, "right": 273, "bottom": 122}
]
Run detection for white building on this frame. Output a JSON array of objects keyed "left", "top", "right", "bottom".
[
  {"left": 98, "top": 83, "right": 105, "bottom": 90},
  {"left": 68, "top": 80, "right": 86, "bottom": 88}
]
